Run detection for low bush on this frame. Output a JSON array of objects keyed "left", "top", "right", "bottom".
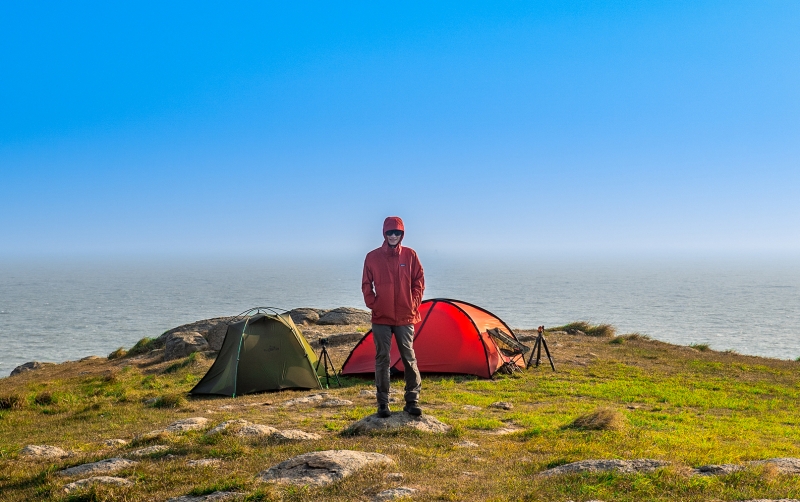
[
  {"left": 150, "top": 393, "right": 188, "bottom": 409},
  {"left": 0, "top": 394, "right": 24, "bottom": 410},
  {"left": 34, "top": 392, "right": 55, "bottom": 405},
  {"left": 127, "top": 337, "right": 163, "bottom": 357},
  {"left": 107, "top": 348, "right": 127, "bottom": 360},
  {"left": 568, "top": 407, "right": 626, "bottom": 431},
  {"left": 557, "top": 321, "right": 617, "bottom": 337},
  {"left": 691, "top": 343, "right": 710, "bottom": 352}
]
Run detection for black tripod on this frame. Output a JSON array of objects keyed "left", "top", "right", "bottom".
[
  {"left": 527, "top": 325, "right": 556, "bottom": 371},
  {"left": 315, "top": 338, "right": 341, "bottom": 388}
]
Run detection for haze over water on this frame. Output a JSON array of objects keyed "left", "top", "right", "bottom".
[{"left": 1, "top": 256, "right": 798, "bottom": 375}]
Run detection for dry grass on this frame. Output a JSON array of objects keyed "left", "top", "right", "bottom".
[
  {"left": 568, "top": 407, "right": 627, "bottom": 431},
  {"left": 557, "top": 321, "right": 617, "bottom": 337}
]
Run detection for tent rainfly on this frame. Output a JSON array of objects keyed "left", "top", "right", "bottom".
[
  {"left": 341, "top": 298, "right": 525, "bottom": 378},
  {"left": 190, "top": 310, "right": 322, "bottom": 396}
]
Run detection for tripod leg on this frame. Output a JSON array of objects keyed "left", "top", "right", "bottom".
[
  {"left": 527, "top": 336, "right": 540, "bottom": 368},
  {"left": 540, "top": 337, "right": 556, "bottom": 371}
]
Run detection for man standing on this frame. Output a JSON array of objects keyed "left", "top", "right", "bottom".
[{"left": 362, "top": 216, "right": 425, "bottom": 417}]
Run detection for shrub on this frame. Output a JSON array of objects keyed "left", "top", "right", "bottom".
[
  {"left": 0, "top": 394, "right": 24, "bottom": 410},
  {"left": 690, "top": 343, "right": 710, "bottom": 352},
  {"left": 623, "top": 332, "right": 650, "bottom": 341},
  {"left": 107, "top": 348, "right": 127, "bottom": 360},
  {"left": 609, "top": 336, "right": 625, "bottom": 345},
  {"left": 127, "top": 337, "right": 162, "bottom": 357},
  {"left": 34, "top": 392, "right": 55, "bottom": 406},
  {"left": 150, "top": 394, "right": 188, "bottom": 409},
  {"left": 558, "top": 321, "right": 616, "bottom": 337},
  {"left": 568, "top": 407, "right": 626, "bottom": 431}
]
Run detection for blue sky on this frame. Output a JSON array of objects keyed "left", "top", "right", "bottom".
[{"left": 1, "top": 1, "right": 798, "bottom": 258}]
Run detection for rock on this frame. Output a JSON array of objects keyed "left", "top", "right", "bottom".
[
  {"left": 344, "top": 413, "right": 451, "bottom": 434},
  {"left": 10, "top": 361, "right": 55, "bottom": 377},
  {"left": 164, "top": 332, "right": 210, "bottom": 361},
  {"left": 539, "top": 459, "right": 670, "bottom": 477},
  {"left": 187, "top": 458, "right": 221, "bottom": 467},
  {"left": 206, "top": 419, "right": 249, "bottom": 436},
  {"left": 318, "top": 307, "right": 371, "bottom": 325},
  {"left": 63, "top": 476, "right": 133, "bottom": 493},
  {"left": 58, "top": 458, "right": 138, "bottom": 477},
  {"left": 693, "top": 458, "right": 800, "bottom": 476},
  {"left": 373, "top": 487, "right": 418, "bottom": 501},
  {"left": 165, "top": 417, "right": 210, "bottom": 432},
  {"left": 280, "top": 393, "right": 329, "bottom": 407},
  {"left": 463, "top": 405, "right": 481, "bottom": 411},
  {"left": 454, "top": 440, "right": 479, "bottom": 448},
  {"left": 166, "top": 491, "right": 241, "bottom": 502},
  {"left": 288, "top": 308, "right": 322, "bottom": 325},
  {"left": 159, "top": 317, "right": 236, "bottom": 352},
  {"left": 20, "top": 445, "right": 69, "bottom": 459},
  {"left": 102, "top": 439, "right": 128, "bottom": 448},
  {"left": 692, "top": 463, "right": 746, "bottom": 476},
  {"left": 760, "top": 458, "right": 800, "bottom": 474},
  {"left": 258, "top": 450, "right": 394, "bottom": 486},
  {"left": 489, "top": 401, "right": 513, "bottom": 410},
  {"left": 143, "top": 397, "right": 159, "bottom": 406},
  {"left": 385, "top": 472, "right": 404, "bottom": 481},
  {"left": 236, "top": 424, "right": 279, "bottom": 438},
  {"left": 126, "top": 445, "right": 169, "bottom": 458},
  {"left": 271, "top": 429, "right": 322, "bottom": 441},
  {"left": 318, "top": 398, "right": 353, "bottom": 408},
  {"left": 80, "top": 355, "right": 103, "bottom": 361}
]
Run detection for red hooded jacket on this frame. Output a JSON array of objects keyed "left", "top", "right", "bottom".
[{"left": 362, "top": 216, "right": 425, "bottom": 325}]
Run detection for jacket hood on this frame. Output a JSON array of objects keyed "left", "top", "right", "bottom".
[{"left": 382, "top": 216, "right": 405, "bottom": 247}]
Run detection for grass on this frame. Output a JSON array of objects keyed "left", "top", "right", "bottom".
[
  {"left": 554, "top": 321, "right": 617, "bottom": 337},
  {"left": 1, "top": 324, "right": 800, "bottom": 501}
]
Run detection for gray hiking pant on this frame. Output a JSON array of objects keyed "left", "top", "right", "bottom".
[{"left": 372, "top": 324, "right": 421, "bottom": 405}]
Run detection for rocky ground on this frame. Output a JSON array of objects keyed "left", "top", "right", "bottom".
[{"left": 3, "top": 308, "right": 800, "bottom": 501}]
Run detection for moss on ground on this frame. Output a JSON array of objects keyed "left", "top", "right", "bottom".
[{"left": 1, "top": 325, "right": 799, "bottom": 501}]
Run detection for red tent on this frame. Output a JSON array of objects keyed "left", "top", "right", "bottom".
[{"left": 341, "top": 298, "right": 525, "bottom": 378}]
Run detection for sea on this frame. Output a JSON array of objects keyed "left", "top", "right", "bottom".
[{"left": 1, "top": 255, "right": 799, "bottom": 376}]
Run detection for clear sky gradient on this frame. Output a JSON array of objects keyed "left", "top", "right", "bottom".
[{"left": 2, "top": 1, "right": 798, "bottom": 258}]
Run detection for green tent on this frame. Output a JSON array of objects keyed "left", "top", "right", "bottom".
[{"left": 190, "top": 309, "right": 323, "bottom": 396}]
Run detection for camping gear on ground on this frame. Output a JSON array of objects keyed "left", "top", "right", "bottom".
[
  {"left": 527, "top": 325, "right": 556, "bottom": 371},
  {"left": 190, "top": 307, "right": 323, "bottom": 396},
  {"left": 340, "top": 298, "right": 527, "bottom": 378},
  {"left": 316, "top": 337, "right": 341, "bottom": 388}
]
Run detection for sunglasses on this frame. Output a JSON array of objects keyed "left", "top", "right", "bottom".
[{"left": 385, "top": 230, "right": 403, "bottom": 237}]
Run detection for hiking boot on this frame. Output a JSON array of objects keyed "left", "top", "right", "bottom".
[
  {"left": 403, "top": 401, "right": 422, "bottom": 416},
  {"left": 377, "top": 403, "right": 391, "bottom": 418}
]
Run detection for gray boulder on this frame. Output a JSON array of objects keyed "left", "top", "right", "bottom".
[
  {"left": 538, "top": 459, "right": 670, "bottom": 477},
  {"left": 318, "top": 307, "right": 371, "bottom": 325},
  {"left": 164, "top": 332, "right": 209, "bottom": 361},
  {"left": 258, "top": 450, "right": 394, "bottom": 486},
  {"left": 126, "top": 445, "right": 169, "bottom": 458},
  {"left": 164, "top": 417, "right": 210, "bottom": 432},
  {"left": 374, "top": 487, "right": 418, "bottom": 501},
  {"left": 20, "top": 445, "right": 70, "bottom": 459},
  {"left": 58, "top": 458, "right": 138, "bottom": 477},
  {"left": 344, "top": 412, "right": 451, "bottom": 434},
  {"left": 159, "top": 317, "right": 235, "bottom": 352},
  {"left": 11, "top": 361, "right": 55, "bottom": 377},
  {"left": 63, "top": 476, "right": 133, "bottom": 493},
  {"left": 288, "top": 308, "right": 324, "bottom": 325}
]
